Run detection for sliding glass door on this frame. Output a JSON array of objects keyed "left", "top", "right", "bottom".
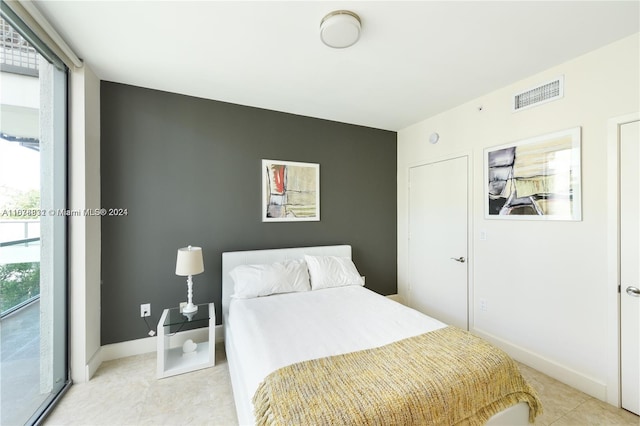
[{"left": 0, "top": 8, "right": 69, "bottom": 425}]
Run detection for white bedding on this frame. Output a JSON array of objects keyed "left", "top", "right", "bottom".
[
  {"left": 222, "top": 245, "right": 530, "bottom": 425},
  {"left": 228, "top": 285, "right": 447, "bottom": 406}
]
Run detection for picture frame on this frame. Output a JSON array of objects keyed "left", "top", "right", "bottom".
[
  {"left": 485, "top": 127, "right": 582, "bottom": 220},
  {"left": 262, "top": 159, "right": 320, "bottom": 222}
]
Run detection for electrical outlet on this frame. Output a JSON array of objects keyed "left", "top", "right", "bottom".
[
  {"left": 140, "top": 303, "right": 151, "bottom": 317},
  {"left": 479, "top": 298, "right": 488, "bottom": 312}
]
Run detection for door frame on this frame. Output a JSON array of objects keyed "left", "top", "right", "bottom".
[
  {"left": 606, "top": 112, "right": 640, "bottom": 407},
  {"left": 406, "top": 151, "right": 474, "bottom": 330}
]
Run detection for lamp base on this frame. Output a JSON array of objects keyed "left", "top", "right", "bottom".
[{"left": 182, "top": 303, "right": 198, "bottom": 314}]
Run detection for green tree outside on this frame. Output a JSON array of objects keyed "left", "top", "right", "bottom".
[
  {"left": 0, "top": 187, "right": 41, "bottom": 219},
  {"left": 1, "top": 187, "right": 41, "bottom": 313},
  {"left": 0, "top": 262, "right": 40, "bottom": 312}
]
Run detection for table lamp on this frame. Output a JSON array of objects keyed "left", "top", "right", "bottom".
[{"left": 175, "top": 245, "right": 204, "bottom": 314}]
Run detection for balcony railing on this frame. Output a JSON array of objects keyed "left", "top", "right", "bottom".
[
  {"left": 0, "top": 220, "right": 40, "bottom": 317},
  {"left": 1, "top": 16, "right": 39, "bottom": 76}
]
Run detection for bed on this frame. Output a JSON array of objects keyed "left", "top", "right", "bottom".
[{"left": 222, "top": 245, "right": 541, "bottom": 425}]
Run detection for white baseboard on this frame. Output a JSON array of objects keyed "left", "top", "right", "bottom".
[
  {"left": 85, "top": 348, "right": 102, "bottom": 381},
  {"left": 87, "top": 324, "right": 225, "bottom": 376},
  {"left": 386, "top": 294, "right": 404, "bottom": 304},
  {"left": 85, "top": 318, "right": 608, "bottom": 403},
  {"left": 88, "top": 296, "right": 401, "bottom": 377},
  {"left": 473, "top": 327, "right": 607, "bottom": 401}
]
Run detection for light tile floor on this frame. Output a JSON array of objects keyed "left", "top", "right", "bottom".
[
  {"left": 45, "top": 347, "right": 237, "bottom": 426},
  {"left": 44, "top": 347, "right": 639, "bottom": 426},
  {"left": 517, "top": 363, "right": 639, "bottom": 425}
]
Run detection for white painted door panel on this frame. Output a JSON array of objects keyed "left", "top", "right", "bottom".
[
  {"left": 408, "top": 156, "right": 468, "bottom": 330},
  {"left": 621, "top": 119, "right": 640, "bottom": 416}
]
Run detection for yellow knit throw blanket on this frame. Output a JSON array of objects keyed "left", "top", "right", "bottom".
[{"left": 253, "top": 326, "right": 542, "bottom": 425}]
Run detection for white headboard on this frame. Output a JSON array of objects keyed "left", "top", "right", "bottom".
[{"left": 221, "top": 245, "right": 352, "bottom": 326}]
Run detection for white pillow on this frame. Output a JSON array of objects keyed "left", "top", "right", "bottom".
[
  {"left": 304, "top": 255, "right": 364, "bottom": 290},
  {"left": 229, "top": 259, "right": 311, "bottom": 298}
]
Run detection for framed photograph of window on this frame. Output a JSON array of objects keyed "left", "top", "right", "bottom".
[{"left": 485, "top": 127, "right": 581, "bottom": 220}]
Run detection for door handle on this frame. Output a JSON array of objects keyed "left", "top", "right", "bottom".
[
  {"left": 626, "top": 286, "right": 640, "bottom": 297},
  {"left": 450, "top": 257, "right": 466, "bottom": 263}
]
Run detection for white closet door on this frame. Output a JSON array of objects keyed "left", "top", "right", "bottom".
[
  {"left": 408, "top": 156, "right": 468, "bottom": 330},
  {"left": 621, "top": 119, "right": 640, "bottom": 416}
]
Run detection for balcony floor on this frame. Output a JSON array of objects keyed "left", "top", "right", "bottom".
[{"left": 1, "top": 299, "right": 47, "bottom": 426}]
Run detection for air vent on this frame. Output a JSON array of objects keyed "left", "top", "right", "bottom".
[{"left": 513, "top": 76, "right": 564, "bottom": 112}]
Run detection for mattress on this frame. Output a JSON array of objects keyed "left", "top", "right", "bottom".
[{"left": 228, "top": 285, "right": 447, "bottom": 406}]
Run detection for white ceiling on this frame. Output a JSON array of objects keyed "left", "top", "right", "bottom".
[{"left": 36, "top": 1, "right": 640, "bottom": 131}]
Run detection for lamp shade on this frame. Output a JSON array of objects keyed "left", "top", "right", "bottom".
[{"left": 175, "top": 246, "right": 204, "bottom": 276}]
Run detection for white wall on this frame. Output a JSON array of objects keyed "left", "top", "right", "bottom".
[
  {"left": 397, "top": 34, "right": 639, "bottom": 401},
  {"left": 69, "top": 63, "right": 101, "bottom": 382}
]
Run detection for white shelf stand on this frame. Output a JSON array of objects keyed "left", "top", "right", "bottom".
[{"left": 157, "top": 303, "right": 215, "bottom": 379}]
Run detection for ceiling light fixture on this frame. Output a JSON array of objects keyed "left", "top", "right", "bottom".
[{"left": 320, "top": 10, "right": 361, "bottom": 49}]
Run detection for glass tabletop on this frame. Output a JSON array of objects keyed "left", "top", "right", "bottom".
[{"left": 163, "top": 303, "right": 210, "bottom": 328}]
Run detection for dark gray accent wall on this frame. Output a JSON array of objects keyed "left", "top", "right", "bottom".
[{"left": 100, "top": 82, "right": 397, "bottom": 345}]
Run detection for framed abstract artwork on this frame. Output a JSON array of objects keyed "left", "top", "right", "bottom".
[
  {"left": 262, "top": 159, "right": 320, "bottom": 222},
  {"left": 485, "top": 127, "right": 582, "bottom": 220}
]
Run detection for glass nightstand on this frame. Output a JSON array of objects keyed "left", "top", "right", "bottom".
[{"left": 156, "top": 303, "right": 215, "bottom": 379}]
